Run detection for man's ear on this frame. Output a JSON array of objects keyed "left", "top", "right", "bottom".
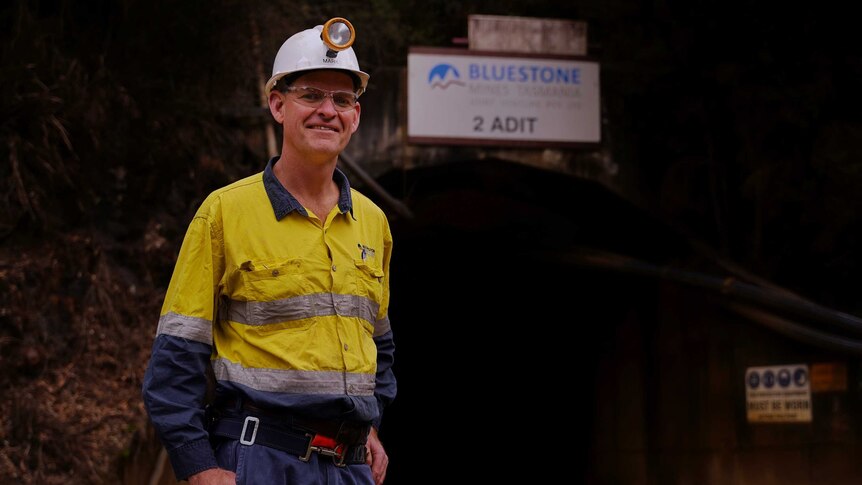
[
  {"left": 269, "top": 92, "right": 285, "bottom": 124},
  {"left": 349, "top": 102, "right": 361, "bottom": 134}
]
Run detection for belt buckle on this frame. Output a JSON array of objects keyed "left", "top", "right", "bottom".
[
  {"left": 298, "top": 433, "right": 348, "bottom": 467},
  {"left": 239, "top": 416, "right": 260, "bottom": 446}
]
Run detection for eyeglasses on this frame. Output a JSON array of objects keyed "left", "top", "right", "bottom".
[{"left": 282, "top": 86, "right": 359, "bottom": 112}]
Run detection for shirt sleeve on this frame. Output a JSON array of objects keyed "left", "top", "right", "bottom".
[
  {"left": 372, "top": 219, "right": 397, "bottom": 429},
  {"left": 372, "top": 330, "right": 397, "bottom": 430},
  {"left": 142, "top": 211, "right": 224, "bottom": 480}
]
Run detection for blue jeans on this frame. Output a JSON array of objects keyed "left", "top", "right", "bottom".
[{"left": 214, "top": 438, "right": 374, "bottom": 485}]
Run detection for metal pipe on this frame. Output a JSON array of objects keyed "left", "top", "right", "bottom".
[
  {"left": 338, "top": 153, "right": 414, "bottom": 220},
  {"left": 550, "top": 246, "right": 862, "bottom": 353},
  {"left": 728, "top": 303, "right": 862, "bottom": 355}
]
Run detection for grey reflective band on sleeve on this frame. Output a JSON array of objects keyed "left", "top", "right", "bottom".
[
  {"left": 373, "top": 315, "right": 391, "bottom": 337},
  {"left": 156, "top": 312, "right": 213, "bottom": 344}
]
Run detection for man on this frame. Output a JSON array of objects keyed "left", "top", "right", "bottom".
[{"left": 142, "top": 18, "right": 396, "bottom": 485}]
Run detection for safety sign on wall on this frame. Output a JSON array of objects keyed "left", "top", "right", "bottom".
[{"left": 745, "top": 364, "right": 812, "bottom": 423}]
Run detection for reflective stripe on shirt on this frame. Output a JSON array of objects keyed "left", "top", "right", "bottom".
[{"left": 212, "top": 357, "right": 376, "bottom": 396}]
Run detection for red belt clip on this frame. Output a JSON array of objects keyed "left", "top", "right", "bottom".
[{"left": 299, "top": 434, "right": 348, "bottom": 467}]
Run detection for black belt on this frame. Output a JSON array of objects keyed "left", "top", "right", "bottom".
[
  {"left": 222, "top": 398, "right": 370, "bottom": 445},
  {"left": 209, "top": 415, "right": 368, "bottom": 466}
]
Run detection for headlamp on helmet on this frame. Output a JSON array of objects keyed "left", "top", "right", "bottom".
[{"left": 322, "top": 18, "right": 356, "bottom": 57}]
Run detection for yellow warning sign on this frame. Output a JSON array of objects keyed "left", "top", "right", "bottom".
[{"left": 810, "top": 362, "right": 847, "bottom": 392}]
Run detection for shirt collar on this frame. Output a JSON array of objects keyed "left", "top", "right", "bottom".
[{"left": 263, "top": 157, "right": 354, "bottom": 221}]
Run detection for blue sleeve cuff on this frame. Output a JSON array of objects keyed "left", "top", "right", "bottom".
[{"left": 166, "top": 438, "right": 218, "bottom": 481}]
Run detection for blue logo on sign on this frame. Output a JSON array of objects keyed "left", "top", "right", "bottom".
[
  {"left": 748, "top": 371, "right": 760, "bottom": 389},
  {"left": 794, "top": 368, "right": 808, "bottom": 386},
  {"left": 428, "top": 64, "right": 465, "bottom": 89},
  {"left": 763, "top": 370, "right": 775, "bottom": 388},
  {"left": 778, "top": 369, "right": 791, "bottom": 387}
]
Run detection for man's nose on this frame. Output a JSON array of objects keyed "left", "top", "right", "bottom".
[{"left": 316, "top": 96, "right": 338, "bottom": 115}]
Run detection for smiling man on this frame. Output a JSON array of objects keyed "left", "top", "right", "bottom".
[{"left": 142, "top": 19, "right": 396, "bottom": 485}]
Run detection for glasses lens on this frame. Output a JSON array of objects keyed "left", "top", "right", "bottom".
[
  {"left": 295, "top": 88, "right": 325, "bottom": 104},
  {"left": 289, "top": 87, "right": 356, "bottom": 111},
  {"left": 331, "top": 93, "right": 356, "bottom": 109}
]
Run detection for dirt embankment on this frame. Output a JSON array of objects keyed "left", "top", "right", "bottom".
[{"left": 0, "top": 228, "right": 175, "bottom": 484}]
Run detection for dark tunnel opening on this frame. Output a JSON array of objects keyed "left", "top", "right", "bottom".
[{"left": 371, "top": 160, "right": 670, "bottom": 483}]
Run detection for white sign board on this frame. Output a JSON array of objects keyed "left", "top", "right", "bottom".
[
  {"left": 407, "top": 49, "right": 600, "bottom": 146},
  {"left": 745, "top": 364, "right": 812, "bottom": 423}
]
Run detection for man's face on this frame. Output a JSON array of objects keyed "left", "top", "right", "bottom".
[{"left": 272, "top": 70, "right": 361, "bottom": 163}]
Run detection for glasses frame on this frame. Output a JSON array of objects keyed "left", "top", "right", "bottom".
[{"left": 281, "top": 86, "right": 359, "bottom": 112}]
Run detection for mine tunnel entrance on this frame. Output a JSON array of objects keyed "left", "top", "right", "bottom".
[{"left": 375, "top": 159, "right": 671, "bottom": 483}]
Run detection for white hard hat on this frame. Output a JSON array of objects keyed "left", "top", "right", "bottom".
[{"left": 265, "top": 18, "right": 370, "bottom": 96}]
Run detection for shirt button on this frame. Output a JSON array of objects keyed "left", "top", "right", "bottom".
[
  {"left": 343, "top": 343, "right": 349, "bottom": 351},
  {"left": 271, "top": 270, "right": 279, "bottom": 276},
  {"left": 331, "top": 265, "right": 337, "bottom": 272}
]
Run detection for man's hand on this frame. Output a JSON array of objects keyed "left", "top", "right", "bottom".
[
  {"left": 365, "top": 427, "right": 389, "bottom": 485},
  {"left": 187, "top": 467, "right": 236, "bottom": 485}
]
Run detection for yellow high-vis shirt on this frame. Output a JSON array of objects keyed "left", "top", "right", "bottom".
[{"left": 156, "top": 163, "right": 393, "bottom": 400}]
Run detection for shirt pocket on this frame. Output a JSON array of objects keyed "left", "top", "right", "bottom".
[
  {"left": 353, "top": 259, "right": 384, "bottom": 303},
  {"left": 233, "top": 258, "right": 310, "bottom": 301}
]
